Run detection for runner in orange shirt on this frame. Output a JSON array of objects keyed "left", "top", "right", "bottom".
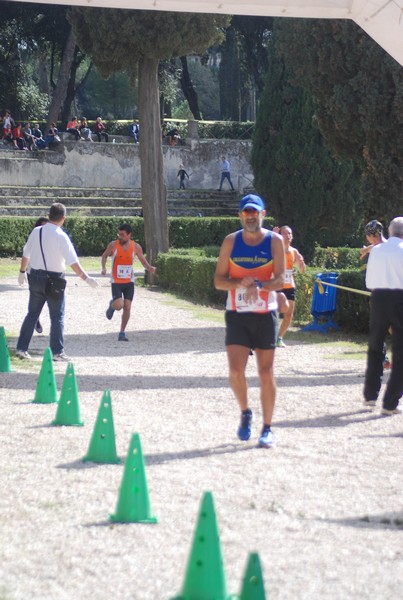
[
  {"left": 101, "top": 223, "right": 156, "bottom": 341},
  {"left": 275, "top": 225, "right": 306, "bottom": 347}
]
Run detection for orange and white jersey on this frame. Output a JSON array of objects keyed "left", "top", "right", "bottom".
[
  {"left": 111, "top": 240, "right": 135, "bottom": 284},
  {"left": 284, "top": 248, "right": 297, "bottom": 289},
  {"left": 226, "top": 230, "right": 277, "bottom": 313}
]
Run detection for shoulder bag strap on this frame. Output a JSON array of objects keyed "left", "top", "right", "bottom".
[{"left": 39, "top": 227, "right": 48, "bottom": 271}]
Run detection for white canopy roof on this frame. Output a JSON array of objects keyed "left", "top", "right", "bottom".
[{"left": 8, "top": 0, "right": 403, "bottom": 66}]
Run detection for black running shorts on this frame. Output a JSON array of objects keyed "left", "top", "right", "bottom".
[
  {"left": 225, "top": 310, "right": 278, "bottom": 350},
  {"left": 111, "top": 282, "right": 135, "bottom": 302},
  {"left": 278, "top": 287, "right": 296, "bottom": 301}
]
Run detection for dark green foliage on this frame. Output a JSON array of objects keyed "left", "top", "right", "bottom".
[
  {"left": 219, "top": 27, "right": 241, "bottom": 120},
  {"left": 64, "top": 216, "right": 144, "bottom": 255},
  {"left": 0, "top": 216, "right": 274, "bottom": 257},
  {"left": 333, "top": 270, "right": 370, "bottom": 333},
  {"left": 156, "top": 253, "right": 223, "bottom": 304},
  {"left": 69, "top": 9, "right": 229, "bottom": 77},
  {"left": 168, "top": 217, "right": 275, "bottom": 248},
  {"left": 0, "top": 217, "right": 35, "bottom": 256},
  {"left": 293, "top": 269, "right": 316, "bottom": 323},
  {"left": 155, "top": 254, "right": 371, "bottom": 332},
  {"left": 275, "top": 18, "right": 403, "bottom": 223},
  {"left": 311, "top": 246, "right": 362, "bottom": 270},
  {"left": 290, "top": 267, "right": 370, "bottom": 332},
  {"left": 197, "top": 120, "right": 254, "bottom": 140},
  {"left": 251, "top": 27, "right": 362, "bottom": 259}
]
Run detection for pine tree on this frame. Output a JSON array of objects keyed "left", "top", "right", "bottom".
[
  {"left": 69, "top": 8, "right": 229, "bottom": 263},
  {"left": 275, "top": 18, "right": 403, "bottom": 224},
  {"left": 251, "top": 28, "right": 361, "bottom": 258}
]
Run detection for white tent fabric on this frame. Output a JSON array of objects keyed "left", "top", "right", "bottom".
[{"left": 8, "top": 0, "right": 403, "bottom": 66}]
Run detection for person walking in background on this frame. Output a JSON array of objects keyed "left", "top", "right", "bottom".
[
  {"left": 363, "top": 216, "right": 403, "bottom": 415},
  {"left": 274, "top": 225, "right": 306, "bottom": 347},
  {"left": 16, "top": 203, "right": 99, "bottom": 361},
  {"left": 177, "top": 164, "right": 189, "bottom": 189},
  {"left": 101, "top": 223, "right": 156, "bottom": 342},
  {"left": 214, "top": 194, "right": 285, "bottom": 448},
  {"left": 93, "top": 116, "right": 109, "bottom": 142},
  {"left": 218, "top": 155, "right": 234, "bottom": 191}
]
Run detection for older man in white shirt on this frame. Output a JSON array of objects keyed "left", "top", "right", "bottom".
[
  {"left": 16, "top": 203, "right": 98, "bottom": 361},
  {"left": 363, "top": 216, "right": 403, "bottom": 415}
]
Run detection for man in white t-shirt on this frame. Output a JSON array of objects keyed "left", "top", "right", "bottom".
[
  {"left": 363, "top": 216, "right": 403, "bottom": 415},
  {"left": 16, "top": 203, "right": 98, "bottom": 361}
]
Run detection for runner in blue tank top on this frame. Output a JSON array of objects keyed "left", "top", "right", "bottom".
[{"left": 214, "top": 194, "right": 285, "bottom": 448}]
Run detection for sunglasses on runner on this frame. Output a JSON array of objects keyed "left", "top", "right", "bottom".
[{"left": 241, "top": 208, "right": 259, "bottom": 217}]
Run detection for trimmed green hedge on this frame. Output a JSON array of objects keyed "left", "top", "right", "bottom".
[
  {"left": 311, "top": 246, "right": 362, "bottom": 270},
  {"left": 155, "top": 254, "right": 371, "bottom": 333},
  {"left": 0, "top": 216, "right": 275, "bottom": 257}
]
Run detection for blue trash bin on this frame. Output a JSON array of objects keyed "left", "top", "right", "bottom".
[{"left": 301, "top": 272, "right": 340, "bottom": 333}]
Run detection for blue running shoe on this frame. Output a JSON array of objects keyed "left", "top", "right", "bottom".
[
  {"left": 259, "top": 425, "right": 275, "bottom": 448},
  {"left": 106, "top": 300, "right": 115, "bottom": 320},
  {"left": 238, "top": 409, "right": 252, "bottom": 441},
  {"left": 118, "top": 332, "right": 129, "bottom": 342}
]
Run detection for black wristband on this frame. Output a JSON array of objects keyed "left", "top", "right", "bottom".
[{"left": 20, "top": 270, "right": 26, "bottom": 273}]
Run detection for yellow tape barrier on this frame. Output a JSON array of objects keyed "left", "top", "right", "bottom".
[{"left": 315, "top": 279, "right": 370, "bottom": 297}]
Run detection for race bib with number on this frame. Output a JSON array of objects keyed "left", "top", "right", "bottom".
[
  {"left": 285, "top": 269, "right": 294, "bottom": 285},
  {"left": 235, "top": 287, "right": 267, "bottom": 312},
  {"left": 117, "top": 265, "right": 133, "bottom": 279}
]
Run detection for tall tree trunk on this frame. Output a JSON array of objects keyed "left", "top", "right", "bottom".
[
  {"left": 180, "top": 56, "right": 202, "bottom": 120},
  {"left": 138, "top": 56, "right": 169, "bottom": 270},
  {"left": 46, "top": 27, "right": 77, "bottom": 131}
]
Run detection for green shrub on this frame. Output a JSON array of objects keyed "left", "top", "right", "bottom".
[
  {"left": 168, "top": 217, "right": 274, "bottom": 248},
  {"left": 311, "top": 246, "right": 361, "bottom": 269}
]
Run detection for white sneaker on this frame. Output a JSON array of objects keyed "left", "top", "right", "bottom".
[
  {"left": 363, "top": 399, "right": 376, "bottom": 410},
  {"left": 53, "top": 352, "right": 70, "bottom": 362},
  {"left": 15, "top": 350, "right": 32, "bottom": 360},
  {"left": 381, "top": 407, "right": 402, "bottom": 416}
]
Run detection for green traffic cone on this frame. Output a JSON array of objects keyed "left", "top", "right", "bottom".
[
  {"left": 32, "top": 347, "right": 58, "bottom": 404},
  {"left": 109, "top": 433, "right": 157, "bottom": 524},
  {"left": 0, "top": 326, "right": 12, "bottom": 372},
  {"left": 52, "top": 362, "right": 83, "bottom": 426},
  {"left": 82, "top": 390, "right": 120, "bottom": 463},
  {"left": 172, "top": 491, "right": 229, "bottom": 599},
  {"left": 239, "top": 553, "right": 266, "bottom": 599}
]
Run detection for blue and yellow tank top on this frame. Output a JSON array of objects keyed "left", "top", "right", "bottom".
[{"left": 226, "top": 230, "right": 277, "bottom": 312}]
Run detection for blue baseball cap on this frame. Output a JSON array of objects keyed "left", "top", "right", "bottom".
[{"left": 239, "top": 194, "right": 265, "bottom": 212}]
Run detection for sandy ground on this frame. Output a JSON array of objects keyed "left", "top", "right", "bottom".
[{"left": 0, "top": 274, "right": 402, "bottom": 600}]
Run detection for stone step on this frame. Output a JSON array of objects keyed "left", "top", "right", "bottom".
[
  {"left": 0, "top": 186, "right": 141, "bottom": 199},
  {"left": 0, "top": 185, "right": 235, "bottom": 199},
  {"left": 0, "top": 205, "right": 236, "bottom": 217}
]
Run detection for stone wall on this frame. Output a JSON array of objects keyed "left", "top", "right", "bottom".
[{"left": 0, "top": 139, "right": 254, "bottom": 191}]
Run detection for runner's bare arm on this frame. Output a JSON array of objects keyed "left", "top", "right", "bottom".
[
  {"left": 260, "top": 233, "right": 285, "bottom": 292},
  {"left": 294, "top": 248, "right": 306, "bottom": 273},
  {"left": 135, "top": 242, "right": 156, "bottom": 273},
  {"left": 214, "top": 234, "right": 255, "bottom": 291},
  {"left": 101, "top": 241, "right": 116, "bottom": 274}
]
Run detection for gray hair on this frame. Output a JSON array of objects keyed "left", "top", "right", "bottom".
[
  {"left": 49, "top": 203, "right": 66, "bottom": 222},
  {"left": 388, "top": 217, "right": 403, "bottom": 238}
]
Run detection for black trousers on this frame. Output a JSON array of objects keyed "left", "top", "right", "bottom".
[{"left": 364, "top": 289, "right": 403, "bottom": 410}]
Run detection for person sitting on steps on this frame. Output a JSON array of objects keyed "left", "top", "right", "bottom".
[
  {"left": 93, "top": 116, "right": 109, "bottom": 142},
  {"left": 66, "top": 116, "right": 82, "bottom": 141}
]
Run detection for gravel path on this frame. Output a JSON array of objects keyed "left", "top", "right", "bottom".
[{"left": 0, "top": 274, "right": 402, "bottom": 600}]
